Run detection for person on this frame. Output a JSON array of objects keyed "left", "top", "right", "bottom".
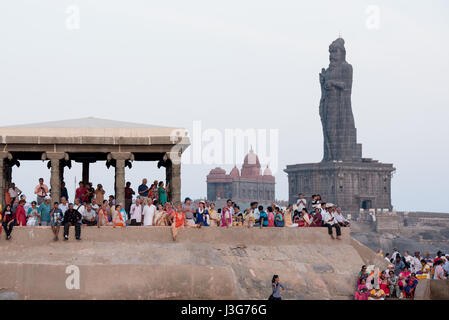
[
  {"left": 368, "top": 284, "right": 386, "bottom": 300},
  {"left": 274, "top": 207, "right": 284, "bottom": 227},
  {"left": 97, "top": 201, "right": 110, "bottom": 227},
  {"left": 15, "top": 199, "right": 27, "bottom": 226},
  {"left": 391, "top": 248, "right": 400, "bottom": 261},
  {"left": 335, "top": 207, "right": 350, "bottom": 227},
  {"left": 169, "top": 203, "right": 186, "bottom": 241},
  {"left": 91, "top": 198, "right": 99, "bottom": 212},
  {"left": 8, "top": 183, "right": 22, "bottom": 206},
  {"left": 354, "top": 278, "right": 369, "bottom": 300},
  {"left": 209, "top": 203, "right": 220, "bottom": 227},
  {"left": 195, "top": 201, "right": 209, "bottom": 227},
  {"left": 82, "top": 204, "right": 97, "bottom": 226},
  {"left": 113, "top": 204, "right": 127, "bottom": 227},
  {"left": 50, "top": 202, "right": 63, "bottom": 241},
  {"left": 434, "top": 260, "right": 446, "bottom": 280},
  {"left": 2, "top": 204, "right": 16, "bottom": 240},
  {"left": 38, "top": 196, "right": 52, "bottom": 226},
  {"left": 267, "top": 207, "right": 275, "bottom": 227},
  {"left": 410, "top": 252, "right": 422, "bottom": 274},
  {"left": 124, "top": 182, "right": 134, "bottom": 214},
  {"left": 443, "top": 255, "right": 449, "bottom": 275},
  {"left": 394, "top": 255, "right": 405, "bottom": 276},
  {"left": 417, "top": 259, "right": 431, "bottom": 279},
  {"left": 377, "top": 249, "right": 384, "bottom": 257},
  {"left": 154, "top": 204, "right": 168, "bottom": 226},
  {"left": 87, "top": 182, "right": 96, "bottom": 203},
  {"left": 59, "top": 197, "right": 69, "bottom": 216},
  {"left": 129, "top": 197, "right": 143, "bottom": 226},
  {"left": 20, "top": 194, "right": 31, "bottom": 213},
  {"left": 384, "top": 253, "right": 391, "bottom": 263},
  {"left": 398, "top": 267, "right": 411, "bottom": 292},
  {"left": 310, "top": 207, "right": 323, "bottom": 227},
  {"left": 182, "top": 197, "right": 196, "bottom": 226},
  {"left": 26, "top": 201, "right": 40, "bottom": 226},
  {"left": 388, "top": 270, "right": 400, "bottom": 298},
  {"left": 95, "top": 184, "right": 106, "bottom": 207},
  {"left": 322, "top": 204, "right": 341, "bottom": 240},
  {"left": 158, "top": 181, "right": 168, "bottom": 206},
  {"left": 296, "top": 193, "right": 307, "bottom": 212},
  {"left": 63, "top": 203, "right": 82, "bottom": 240},
  {"left": 4, "top": 186, "right": 12, "bottom": 210},
  {"left": 142, "top": 199, "right": 157, "bottom": 226},
  {"left": 378, "top": 271, "right": 390, "bottom": 296},
  {"left": 298, "top": 208, "right": 311, "bottom": 227},
  {"left": 403, "top": 251, "right": 412, "bottom": 268},
  {"left": 403, "top": 273, "right": 418, "bottom": 298},
  {"left": 269, "top": 275, "right": 284, "bottom": 300},
  {"left": 251, "top": 202, "right": 260, "bottom": 225},
  {"left": 434, "top": 251, "right": 444, "bottom": 264},
  {"left": 60, "top": 181, "right": 69, "bottom": 202},
  {"left": 423, "top": 252, "right": 433, "bottom": 265},
  {"left": 164, "top": 202, "right": 174, "bottom": 224},
  {"left": 258, "top": 206, "right": 268, "bottom": 228},
  {"left": 108, "top": 195, "right": 116, "bottom": 208},
  {"left": 138, "top": 179, "right": 151, "bottom": 205},
  {"left": 75, "top": 182, "right": 88, "bottom": 203},
  {"left": 34, "top": 178, "right": 49, "bottom": 205},
  {"left": 284, "top": 205, "right": 293, "bottom": 227},
  {"left": 74, "top": 199, "right": 86, "bottom": 218}
]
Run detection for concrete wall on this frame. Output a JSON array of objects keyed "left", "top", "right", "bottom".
[{"left": 0, "top": 227, "right": 381, "bottom": 300}]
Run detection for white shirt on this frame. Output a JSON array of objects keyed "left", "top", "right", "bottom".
[
  {"left": 91, "top": 204, "right": 99, "bottom": 212},
  {"left": 410, "top": 257, "right": 422, "bottom": 273},
  {"left": 143, "top": 204, "right": 156, "bottom": 226},
  {"left": 296, "top": 198, "right": 307, "bottom": 211},
  {"left": 130, "top": 203, "right": 143, "bottom": 223},
  {"left": 83, "top": 209, "right": 96, "bottom": 220},
  {"left": 59, "top": 203, "right": 69, "bottom": 215},
  {"left": 323, "top": 210, "right": 336, "bottom": 225},
  {"left": 335, "top": 212, "right": 348, "bottom": 224},
  {"left": 9, "top": 187, "right": 21, "bottom": 198},
  {"left": 75, "top": 204, "right": 85, "bottom": 217}
]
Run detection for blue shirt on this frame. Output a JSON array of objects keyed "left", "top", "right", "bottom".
[
  {"left": 38, "top": 202, "right": 51, "bottom": 222},
  {"left": 260, "top": 211, "right": 268, "bottom": 227},
  {"left": 138, "top": 184, "right": 149, "bottom": 197},
  {"left": 195, "top": 209, "right": 209, "bottom": 226}
]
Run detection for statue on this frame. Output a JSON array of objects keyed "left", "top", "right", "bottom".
[{"left": 319, "top": 38, "right": 360, "bottom": 162}]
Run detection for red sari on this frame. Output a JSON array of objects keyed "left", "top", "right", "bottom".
[{"left": 15, "top": 205, "right": 27, "bottom": 226}]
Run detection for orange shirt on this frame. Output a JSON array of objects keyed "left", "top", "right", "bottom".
[{"left": 172, "top": 211, "right": 185, "bottom": 228}]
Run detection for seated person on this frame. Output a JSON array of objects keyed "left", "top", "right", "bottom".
[
  {"left": 335, "top": 207, "right": 350, "bottom": 227},
  {"left": 354, "top": 278, "right": 369, "bottom": 300},
  {"left": 82, "top": 204, "right": 97, "bottom": 226},
  {"left": 378, "top": 271, "right": 390, "bottom": 297},
  {"left": 274, "top": 207, "right": 284, "bottom": 227},
  {"left": 310, "top": 208, "right": 323, "bottom": 227},
  {"left": 113, "top": 204, "right": 127, "bottom": 227},
  {"left": 257, "top": 206, "right": 268, "bottom": 228},
  {"left": 388, "top": 270, "right": 400, "bottom": 298},
  {"left": 368, "top": 284, "right": 386, "bottom": 300},
  {"left": 403, "top": 273, "right": 418, "bottom": 298},
  {"left": 297, "top": 209, "right": 311, "bottom": 227}
]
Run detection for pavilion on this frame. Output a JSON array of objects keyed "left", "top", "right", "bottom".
[{"left": 0, "top": 117, "right": 190, "bottom": 207}]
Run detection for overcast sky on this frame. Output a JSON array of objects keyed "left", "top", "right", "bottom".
[{"left": 0, "top": 0, "right": 448, "bottom": 212}]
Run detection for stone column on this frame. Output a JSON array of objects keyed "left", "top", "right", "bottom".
[
  {"left": 0, "top": 152, "right": 10, "bottom": 208},
  {"left": 110, "top": 152, "right": 132, "bottom": 207},
  {"left": 164, "top": 151, "right": 182, "bottom": 204},
  {"left": 47, "top": 153, "right": 66, "bottom": 204},
  {"left": 82, "top": 162, "right": 90, "bottom": 183}
]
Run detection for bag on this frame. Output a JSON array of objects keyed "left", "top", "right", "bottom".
[{"left": 275, "top": 220, "right": 284, "bottom": 227}]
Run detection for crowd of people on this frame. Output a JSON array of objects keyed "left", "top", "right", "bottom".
[
  {"left": 1, "top": 178, "right": 350, "bottom": 242},
  {"left": 354, "top": 249, "right": 449, "bottom": 300}
]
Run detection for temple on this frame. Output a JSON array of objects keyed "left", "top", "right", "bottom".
[
  {"left": 0, "top": 117, "right": 190, "bottom": 207},
  {"left": 206, "top": 148, "right": 275, "bottom": 205},
  {"left": 285, "top": 38, "right": 395, "bottom": 217}
]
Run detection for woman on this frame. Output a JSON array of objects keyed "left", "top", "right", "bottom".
[
  {"left": 298, "top": 208, "right": 311, "bottom": 227},
  {"left": 274, "top": 207, "right": 284, "bottom": 227},
  {"left": 113, "top": 204, "right": 127, "bottom": 227},
  {"left": 2, "top": 204, "right": 16, "bottom": 240},
  {"left": 310, "top": 208, "right": 323, "bottom": 227},
  {"left": 26, "top": 201, "right": 40, "bottom": 226},
  {"left": 195, "top": 201, "right": 209, "bottom": 227},
  {"left": 354, "top": 278, "right": 369, "bottom": 300},
  {"left": 97, "top": 202, "right": 110, "bottom": 227},
  {"left": 398, "top": 267, "right": 411, "bottom": 294},
  {"left": 208, "top": 203, "right": 220, "bottom": 227},
  {"left": 15, "top": 200, "right": 27, "bottom": 226},
  {"left": 269, "top": 275, "right": 285, "bottom": 300},
  {"left": 284, "top": 205, "right": 293, "bottom": 227},
  {"left": 403, "top": 273, "right": 418, "bottom": 298},
  {"left": 221, "top": 206, "right": 232, "bottom": 227},
  {"left": 267, "top": 207, "right": 275, "bottom": 227},
  {"left": 169, "top": 203, "right": 186, "bottom": 241},
  {"left": 154, "top": 204, "right": 168, "bottom": 226},
  {"left": 358, "top": 265, "right": 368, "bottom": 285},
  {"left": 388, "top": 270, "right": 400, "bottom": 298},
  {"left": 379, "top": 271, "right": 390, "bottom": 297},
  {"left": 158, "top": 181, "right": 168, "bottom": 206}
]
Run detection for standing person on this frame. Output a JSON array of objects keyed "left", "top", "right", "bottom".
[
  {"left": 142, "top": 200, "right": 157, "bottom": 226},
  {"left": 434, "top": 260, "right": 446, "bottom": 280},
  {"left": 4, "top": 184, "right": 12, "bottom": 208},
  {"left": 95, "top": 184, "right": 106, "bottom": 207},
  {"left": 169, "top": 202, "right": 186, "bottom": 241},
  {"left": 209, "top": 203, "right": 220, "bottom": 227},
  {"left": 8, "top": 183, "right": 22, "bottom": 206},
  {"left": 158, "top": 181, "right": 168, "bottom": 206},
  {"left": 75, "top": 182, "right": 88, "bottom": 203},
  {"left": 221, "top": 203, "right": 233, "bottom": 228},
  {"left": 410, "top": 252, "right": 422, "bottom": 274},
  {"left": 269, "top": 275, "right": 285, "bottom": 300},
  {"left": 296, "top": 193, "right": 307, "bottom": 212},
  {"left": 394, "top": 255, "right": 406, "bottom": 276},
  {"left": 151, "top": 180, "right": 159, "bottom": 203},
  {"left": 20, "top": 194, "right": 31, "bottom": 213},
  {"left": 26, "top": 201, "right": 40, "bottom": 226},
  {"left": 86, "top": 182, "right": 95, "bottom": 203},
  {"left": 244, "top": 208, "right": 255, "bottom": 228},
  {"left": 124, "top": 182, "right": 134, "bottom": 214},
  {"left": 138, "top": 179, "right": 151, "bottom": 206},
  {"left": 50, "top": 202, "right": 63, "bottom": 241},
  {"left": 182, "top": 197, "right": 196, "bottom": 227},
  {"left": 38, "top": 196, "right": 52, "bottom": 226},
  {"left": 15, "top": 199, "right": 27, "bottom": 226},
  {"left": 129, "top": 197, "right": 143, "bottom": 226},
  {"left": 2, "top": 204, "right": 16, "bottom": 240},
  {"left": 322, "top": 203, "right": 342, "bottom": 240},
  {"left": 34, "top": 178, "right": 49, "bottom": 205},
  {"left": 63, "top": 203, "right": 82, "bottom": 240},
  {"left": 60, "top": 181, "right": 69, "bottom": 202}
]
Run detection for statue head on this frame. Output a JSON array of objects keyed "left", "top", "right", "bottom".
[{"left": 329, "top": 38, "right": 346, "bottom": 65}]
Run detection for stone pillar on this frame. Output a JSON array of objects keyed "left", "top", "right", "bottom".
[
  {"left": 164, "top": 152, "right": 182, "bottom": 204},
  {"left": 110, "top": 153, "right": 132, "bottom": 207},
  {"left": 0, "top": 152, "right": 9, "bottom": 209},
  {"left": 82, "top": 162, "right": 90, "bottom": 183},
  {"left": 47, "top": 153, "right": 66, "bottom": 204}
]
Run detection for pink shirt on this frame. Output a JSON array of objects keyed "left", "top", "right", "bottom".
[
  {"left": 34, "top": 184, "right": 48, "bottom": 197},
  {"left": 268, "top": 212, "right": 275, "bottom": 227}
]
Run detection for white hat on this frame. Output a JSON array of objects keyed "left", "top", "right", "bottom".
[
  {"left": 326, "top": 203, "right": 334, "bottom": 208},
  {"left": 44, "top": 196, "right": 51, "bottom": 200}
]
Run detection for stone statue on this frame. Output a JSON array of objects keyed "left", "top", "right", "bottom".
[{"left": 319, "top": 38, "right": 360, "bottom": 162}]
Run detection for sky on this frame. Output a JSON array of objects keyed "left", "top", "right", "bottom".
[{"left": 0, "top": 0, "right": 448, "bottom": 212}]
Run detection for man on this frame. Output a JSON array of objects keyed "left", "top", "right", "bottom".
[
  {"left": 138, "top": 179, "right": 151, "bottom": 205},
  {"left": 63, "top": 203, "right": 82, "bottom": 240},
  {"left": 60, "top": 181, "right": 69, "bottom": 202},
  {"left": 258, "top": 205, "right": 268, "bottom": 228},
  {"left": 410, "top": 252, "right": 422, "bottom": 274},
  {"left": 34, "top": 178, "right": 49, "bottom": 205},
  {"left": 443, "top": 255, "right": 449, "bottom": 276},
  {"left": 130, "top": 197, "right": 143, "bottom": 226},
  {"left": 182, "top": 197, "right": 196, "bottom": 226},
  {"left": 8, "top": 183, "right": 22, "bottom": 205},
  {"left": 322, "top": 203, "right": 342, "bottom": 240},
  {"left": 142, "top": 199, "right": 156, "bottom": 226},
  {"left": 82, "top": 204, "right": 97, "bottom": 226},
  {"left": 74, "top": 199, "right": 86, "bottom": 218},
  {"left": 59, "top": 197, "right": 69, "bottom": 215},
  {"left": 95, "top": 184, "right": 105, "bottom": 205},
  {"left": 75, "top": 182, "right": 88, "bottom": 203},
  {"left": 86, "top": 182, "right": 95, "bottom": 203},
  {"left": 125, "top": 182, "right": 135, "bottom": 214},
  {"left": 394, "top": 255, "right": 405, "bottom": 276},
  {"left": 38, "top": 196, "right": 52, "bottom": 226},
  {"left": 335, "top": 207, "right": 350, "bottom": 227},
  {"left": 91, "top": 198, "right": 100, "bottom": 212},
  {"left": 296, "top": 193, "right": 307, "bottom": 212},
  {"left": 50, "top": 202, "right": 63, "bottom": 241},
  {"left": 391, "top": 248, "right": 400, "bottom": 262},
  {"left": 250, "top": 202, "right": 259, "bottom": 225}
]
